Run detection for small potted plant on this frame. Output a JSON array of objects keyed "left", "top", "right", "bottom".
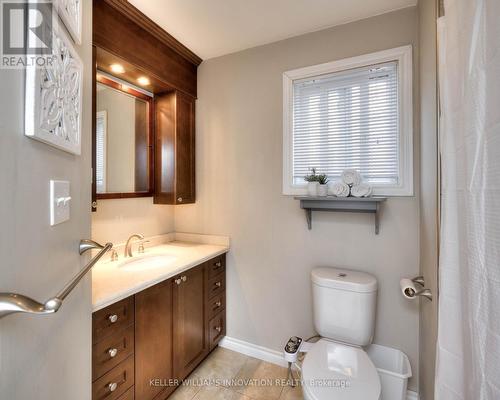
[
  {"left": 317, "top": 174, "right": 329, "bottom": 196},
  {"left": 304, "top": 168, "right": 319, "bottom": 196}
]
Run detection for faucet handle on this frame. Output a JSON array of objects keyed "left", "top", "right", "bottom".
[
  {"left": 138, "top": 240, "right": 150, "bottom": 254},
  {"left": 110, "top": 249, "right": 119, "bottom": 262}
]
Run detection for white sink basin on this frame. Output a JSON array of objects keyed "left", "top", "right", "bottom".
[{"left": 118, "top": 254, "right": 177, "bottom": 271}]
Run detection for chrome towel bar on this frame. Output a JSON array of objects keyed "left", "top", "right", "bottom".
[{"left": 0, "top": 239, "right": 113, "bottom": 319}]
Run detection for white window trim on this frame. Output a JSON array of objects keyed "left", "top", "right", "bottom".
[
  {"left": 96, "top": 110, "right": 107, "bottom": 193},
  {"left": 282, "top": 45, "right": 413, "bottom": 196}
]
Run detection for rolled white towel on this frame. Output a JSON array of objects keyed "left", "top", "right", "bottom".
[
  {"left": 341, "top": 169, "right": 362, "bottom": 186},
  {"left": 329, "top": 181, "right": 350, "bottom": 197},
  {"left": 351, "top": 183, "right": 372, "bottom": 198}
]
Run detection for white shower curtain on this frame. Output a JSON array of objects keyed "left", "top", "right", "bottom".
[{"left": 436, "top": 0, "right": 500, "bottom": 399}]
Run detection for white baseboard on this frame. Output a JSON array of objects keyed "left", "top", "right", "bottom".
[
  {"left": 219, "top": 336, "right": 288, "bottom": 368},
  {"left": 219, "top": 336, "right": 419, "bottom": 400},
  {"left": 406, "top": 390, "right": 419, "bottom": 400}
]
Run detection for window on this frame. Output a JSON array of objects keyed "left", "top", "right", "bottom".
[
  {"left": 96, "top": 110, "right": 107, "bottom": 193},
  {"left": 283, "top": 46, "right": 413, "bottom": 196}
]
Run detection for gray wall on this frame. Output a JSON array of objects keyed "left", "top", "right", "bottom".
[
  {"left": 418, "top": 0, "right": 439, "bottom": 399},
  {"left": 175, "top": 7, "right": 421, "bottom": 391},
  {"left": 0, "top": 1, "right": 93, "bottom": 399}
]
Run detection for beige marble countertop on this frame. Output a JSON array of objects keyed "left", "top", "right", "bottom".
[{"left": 92, "top": 233, "right": 229, "bottom": 312}]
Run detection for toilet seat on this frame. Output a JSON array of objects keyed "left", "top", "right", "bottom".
[{"left": 301, "top": 339, "right": 381, "bottom": 400}]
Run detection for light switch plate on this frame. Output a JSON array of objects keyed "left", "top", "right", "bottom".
[{"left": 50, "top": 180, "right": 71, "bottom": 226}]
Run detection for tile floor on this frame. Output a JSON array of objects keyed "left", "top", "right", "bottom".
[{"left": 169, "top": 347, "right": 304, "bottom": 400}]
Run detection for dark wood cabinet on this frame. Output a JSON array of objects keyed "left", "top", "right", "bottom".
[
  {"left": 173, "top": 265, "right": 208, "bottom": 379},
  {"left": 93, "top": 325, "right": 135, "bottom": 381},
  {"left": 205, "top": 256, "right": 226, "bottom": 352},
  {"left": 93, "top": 0, "right": 200, "bottom": 98},
  {"left": 154, "top": 91, "right": 196, "bottom": 205},
  {"left": 208, "top": 311, "right": 226, "bottom": 351},
  {"left": 92, "top": 355, "right": 135, "bottom": 400},
  {"left": 175, "top": 92, "right": 196, "bottom": 204},
  {"left": 92, "top": 75, "right": 196, "bottom": 209},
  {"left": 92, "top": 254, "right": 226, "bottom": 400},
  {"left": 92, "top": 297, "right": 135, "bottom": 345},
  {"left": 92, "top": 0, "right": 200, "bottom": 211},
  {"left": 135, "top": 280, "right": 174, "bottom": 400}
]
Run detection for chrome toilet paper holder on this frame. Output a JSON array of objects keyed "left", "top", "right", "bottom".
[{"left": 405, "top": 276, "right": 433, "bottom": 301}]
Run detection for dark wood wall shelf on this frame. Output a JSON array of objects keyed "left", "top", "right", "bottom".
[{"left": 295, "top": 196, "right": 387, "bottom": 234}]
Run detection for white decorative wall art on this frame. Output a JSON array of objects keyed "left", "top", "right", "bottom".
[
  {"left": 56, "top": 0, "right": 82, "bottom": 44},
  {"left": 25, "top": 21, "right": 83, "bottom": 155}
]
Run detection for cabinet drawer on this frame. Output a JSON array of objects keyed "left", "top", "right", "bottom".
[
  {"left": 207, "top": 274, "right": 225, "bottom": 300},
  {"left": 93, "top": 297, "right": 135, "bottom": 344},
  {"left": 207, "top": 292, "right": 225, "bottom": 320},
  {"left": 92, "top": 355, "right": 134, "bottom": 400},
  {"left": 116, "top": 387, "right": 134, "bottom": 400},
  {"left": 209, "top": 312, "right": 226, "bottom": 350},
  {"left": 93, "top": 325, "right": 135, "bottom": 381},
  {"left": 208, "top": 254, "right": 226, "bottom": 279}
]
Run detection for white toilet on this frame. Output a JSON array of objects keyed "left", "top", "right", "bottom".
[{"left": 301, "top": 267, "right": 381, "bottom": 400}]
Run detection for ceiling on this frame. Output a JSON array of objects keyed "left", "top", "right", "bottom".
[{"left": 129, "top": 0, "right": 417, "bottom": 60}]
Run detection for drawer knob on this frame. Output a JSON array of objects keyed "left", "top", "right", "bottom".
[
  {"left": 108, "top": 348, "right": 118, "bottom": 358},
  {"left": 175, "top": 278, "right": 182, "bottom": 285},
  {"left": 214, "top": 281, "right": 222, "bottom": 288},
  {"left": 108, "top": 382, "right": 118, "bottom": 392},
  {"left": 214, "top": 261, "right": 222, "bottom": 268},
  {"left": 177, "top": 197, "right": 183, "bottom": 203},
  {"left": 215, "top": 301, "right": 222, "bottom": 308},
  {"left": 215, "top": 326, "right": 222, "bottom": 333},
  {"left": 181, "top": 275, "right": 187, "bottom": 282},
  {"left": 108, "top": 314, "right": 118, "bottom": 323}
]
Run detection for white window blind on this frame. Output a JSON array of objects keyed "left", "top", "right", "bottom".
[
  {"left": 96, "top": 111, "right": 107, "bottom": 193},
  {"left": 292, "top": 61, "right": 399, "bottom": 186}
]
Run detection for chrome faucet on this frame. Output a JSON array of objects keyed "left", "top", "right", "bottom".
[{"left": 124, "top": 234, "right": 144, "bottom": 258}]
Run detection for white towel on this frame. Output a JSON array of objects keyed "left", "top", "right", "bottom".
[
  {"left": 341, "top": 169, "right": 362, "bottom": 186},
  {"left": 329, "top": 181, "right": 350, "bottom": 197},
  {"left": 351, "top": 184, "right": 372, "bottom": 198}
]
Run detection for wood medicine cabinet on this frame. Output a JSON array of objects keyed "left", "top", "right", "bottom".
[{"left": 92, "top": 0, "right": 201, "bottom": 210}]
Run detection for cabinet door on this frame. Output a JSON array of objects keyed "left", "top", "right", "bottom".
[
  {"left": 175, "top": 92, "right": 196, "bottom": 204},
  {"left": 135, "top": 280, "right": 174, "bottom": 400},
  {"left": 173, "top": 264, "right": 208, "bottom": 379},
  {"left": 154, "top": 91, "right": 195, "bottom": 205},
  {"left": 154, "top": 92, "right": 176, "bottom": 204}
]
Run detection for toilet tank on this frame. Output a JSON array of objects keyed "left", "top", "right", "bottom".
[{"left": 312, "top": 267, "right": 377, "bottom": 346}]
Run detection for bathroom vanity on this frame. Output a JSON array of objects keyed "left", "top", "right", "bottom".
[{"left": 91, "top": 239, "right": 228, "bottom": 400}]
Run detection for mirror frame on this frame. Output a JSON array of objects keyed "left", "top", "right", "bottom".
[{"left": 94, "top": 74, "right": 154, "bottom": 200}]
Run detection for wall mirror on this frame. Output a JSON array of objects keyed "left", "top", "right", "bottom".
[{"left": 95, "top": 74, "right": 153, "bottom": 199}]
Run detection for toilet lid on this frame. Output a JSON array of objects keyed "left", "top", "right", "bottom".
[{"left": 302, "top": 339, "right": 381, "bottom": 400}]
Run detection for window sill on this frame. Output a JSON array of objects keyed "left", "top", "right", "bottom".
[{"left": 284, "top": 186, "right": 413, "bottom": 197}]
